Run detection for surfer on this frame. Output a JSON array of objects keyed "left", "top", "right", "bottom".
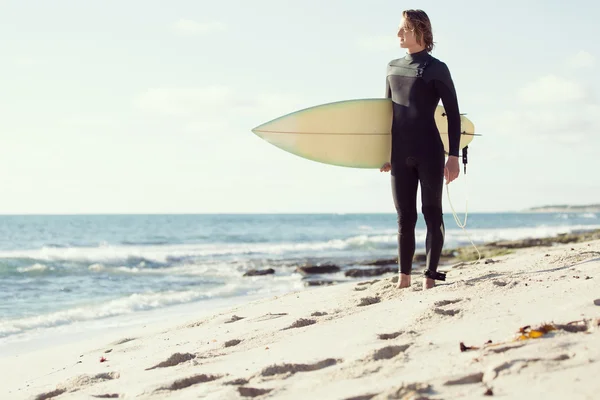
[{"left": 379, "top": 9, "right": 461, "bottom": 290}]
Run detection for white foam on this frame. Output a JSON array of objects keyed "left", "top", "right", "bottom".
[
  {"left": 86, "top": 262, "right": 245, "bottom": 278},
  {"left": 17, "top": 263, "right": 52, "bottom": 273},
  {"left": 88, "top": 263, "right": 105, "bottom": 271},
  {"left": 0, "top": 282, "right": 251, "bottom": 337},
  {"left": 0, "top": 238, "right": 392, "bottom": 264},
  {"left": 0, "top": 270, "right": 307, "bottom": 338},
  {"left": 339, "top": 224, "right": 600, "bottom": 251},
  {"left": 3, "top": 224, "right": 599, "bottom": 267}
]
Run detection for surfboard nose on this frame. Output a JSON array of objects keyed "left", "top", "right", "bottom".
[{"left": 250, "top": 125, "right": 263, "bottom": 137}]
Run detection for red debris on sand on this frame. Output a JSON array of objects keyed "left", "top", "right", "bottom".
[{"left": 100, "top": 356, "right": 107, "bottom": 363}]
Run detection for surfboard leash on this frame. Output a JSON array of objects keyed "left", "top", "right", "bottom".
[{"left": 445, "top": 147, "right": 482, "bottom": 264}]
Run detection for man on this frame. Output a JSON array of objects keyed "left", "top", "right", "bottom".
[{"left": 380, "top": 9, "right": 461, "bottom": 290}]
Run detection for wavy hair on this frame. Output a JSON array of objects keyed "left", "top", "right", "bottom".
[{"left": 402, "top": 9, "right": 435, "bottom": 52}]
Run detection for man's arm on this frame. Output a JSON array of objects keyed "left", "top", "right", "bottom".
[
  {"left": 433, "top": 62, "right": 461, "bottom": 157},
  {"left": 384, "top": 70, "right": 393, "bottom": 168},
  {"left": 385, "top": 75, "right": 391, "bottom": 99}
]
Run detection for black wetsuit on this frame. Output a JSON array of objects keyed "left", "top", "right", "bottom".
[{"left": 385, "top": 49, "right": 461, "bottom": 277}]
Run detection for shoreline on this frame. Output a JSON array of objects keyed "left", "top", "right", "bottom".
[
  {"left": 2, "top": 229, "right": 599, "bottom": 353},
  {"left": 2, "top": 235, "right": 600, "bottom": 399},
  {"left": 290, "top": 228, "right": 600, "bottom": 286},
  {"left": 0, "top": 289, "right": 300, "bottom": 358}
]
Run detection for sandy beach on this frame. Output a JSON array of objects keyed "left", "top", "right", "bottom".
[
  {"left": 2, "top": 238, "right": 599, "bottom": 400},
  {"left": 3, "top": 1, "right": 599, "bottom": 399}
]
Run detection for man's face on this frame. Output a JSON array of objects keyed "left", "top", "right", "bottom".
[{"left": 397, "top": 18, "right": 418, "bottom": 49}]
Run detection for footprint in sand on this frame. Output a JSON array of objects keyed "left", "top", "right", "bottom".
[
  {"left": 35, "top": 372, "right": 120, "bottom": 400},
  {"left": 357, "top": 279, "right": 380, "bottom": 286},
  {"left": 355, "top": 280, "right": 380, "bottom": 291},
  {"left": 358, "top": 296, "right": 381, "bottom": 307},
  {"left": 224, "top": 339, "right": 243, "bottom": 348},
  {"left": 372, "top": 344, "right": 410, "bottom": 361},
  {"left": 342, "top": 395, "right": 378, "bottom": 400},
  {"left": 112, "top": 337, "right": 136, "bottom": 345},
  {"left": 260, "top": 358, "right": 340, "bottom": 378},
  {"left": 483, "top": 343, "right": 525, "bottom": 355},
  {"left": 225, "top": 315, "right": 246, "bottom": 324},
  {"left": 485, "top": 355, "right": 570, "bottom": 381},
  {"left": 434, "top": 299, "right": 462, "bottom": 307},
  {"left": 251, "top": 313, "right": 288, "bottom": 323},
  {"left": 443, "top": 372, "right": 484, "bottom": 386},
  {"left": 311, "top": 311, "right": 328, "bottom": 317},
  {"left": 282, "top": 318, "right": 316, "bottom": 330},
  {"left": 434, "top": 308, "right": 460, "bottom": 317},
  {"left": 224, "top": 378, "right": 250, "bottom": 386},
  {"left": 377, "top": 330, "right": 418, "bottom": 340},
  {"left": 238, "top": 387, "right": 273, "bottom": 397},
  {"left": 366, "top": 382, "right": 432, "bottom": 399},
  {"left": 377, "top": 331, "right": 404, "bottom": 340},
  {"left": 433, "top": 298, "right": 463, "bottom": 317},
  {"left": 155, "top": 373, "right": 223, "bottom": 392},
  {"left": 36, "top": 389, "right": 67, "bottom": 400},
  {"left": 145, "top": 353, "right": 196, "bottom": 371}
]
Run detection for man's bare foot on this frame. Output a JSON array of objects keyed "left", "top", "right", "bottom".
[
  {"left": 396, "top": 273, "right": 411, "bottom": 289},
  {"left": 423, "top": 278, "right": 435, "bottom": 290}
]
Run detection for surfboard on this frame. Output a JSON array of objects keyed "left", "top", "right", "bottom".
[{"left": 251, "top": 98, "right": 476, "bottom": 169}]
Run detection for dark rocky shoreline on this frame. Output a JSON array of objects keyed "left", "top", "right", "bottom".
[
  {"left": 242, "top": 229, "right": 600, "bottom": 286},
  {"left": 454, "top": 228, "right": 600, "bottom": 261}
]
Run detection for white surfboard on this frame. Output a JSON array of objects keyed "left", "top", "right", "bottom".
[{"left": 251, "top": 98, "right": 476, "bottom": 169}]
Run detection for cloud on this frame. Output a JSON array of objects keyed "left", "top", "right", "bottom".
[
  {"left": 13, "top": 57, "right": 41, "bottom": 67},
  {"left": 134, "top": 86, "right": 232, "bottom": 116},
  {"left": 134, "top": 86, "right": 309, "bottom": 137},
  {"left": 487, "top": 71, "right": 600, "bottom": 143},
  {"left": 568, "top": 51, "right": 595, "bottom": 68},
  {"left": 183, "top": 120, "right": 229, "bottom": 134},
  {"left": 518, "top": 75, "right": 589, "bottom": 105},
  {"left": 61, "top": 115, "right": 117, "bottom": 128},
  {"left": 172, "top": 19, "right": 226, "bottom": 35},
  {"left": 134, "top": 86, "right": 305, "bottom": 117},
  {"left": 497, "top": 104, "right": 600, "bottom": 141},
  {"left": 357, "top": 35, "right": 397, "bottom": 52}
]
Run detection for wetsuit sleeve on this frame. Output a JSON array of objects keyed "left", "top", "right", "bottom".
[
  {"left": 433, "top": 62, "right": 461, "bottom": 157},
  {"left": 385, "top": 67, "right": 392, "bottom": 163}
]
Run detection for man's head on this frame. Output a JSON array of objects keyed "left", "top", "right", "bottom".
[{"left": 397, "top": 9, "right": 434, "bottom": 53}]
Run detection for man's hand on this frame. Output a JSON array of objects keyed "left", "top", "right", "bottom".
[
  {"left": 444, "top": 156, "right": 460, "bottom": 184},
  {"left": 380, "top": 162, "right": 391, "bottom": 172}
]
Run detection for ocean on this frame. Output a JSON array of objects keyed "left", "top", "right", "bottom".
[{"left": 1, "top": 212, "right": 599, "bottom": 348}]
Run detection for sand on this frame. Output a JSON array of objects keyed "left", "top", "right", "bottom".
[{"left": 2, "top": 239, "right": 600, "bottom": 400}]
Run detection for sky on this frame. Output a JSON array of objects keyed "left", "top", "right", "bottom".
[{"left": 0, "top": 0, "right": 598, "bottom": 214}]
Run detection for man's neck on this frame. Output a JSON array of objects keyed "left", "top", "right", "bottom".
[{"left": 406, "top": 45, "right": 426, "bottom": 54}]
